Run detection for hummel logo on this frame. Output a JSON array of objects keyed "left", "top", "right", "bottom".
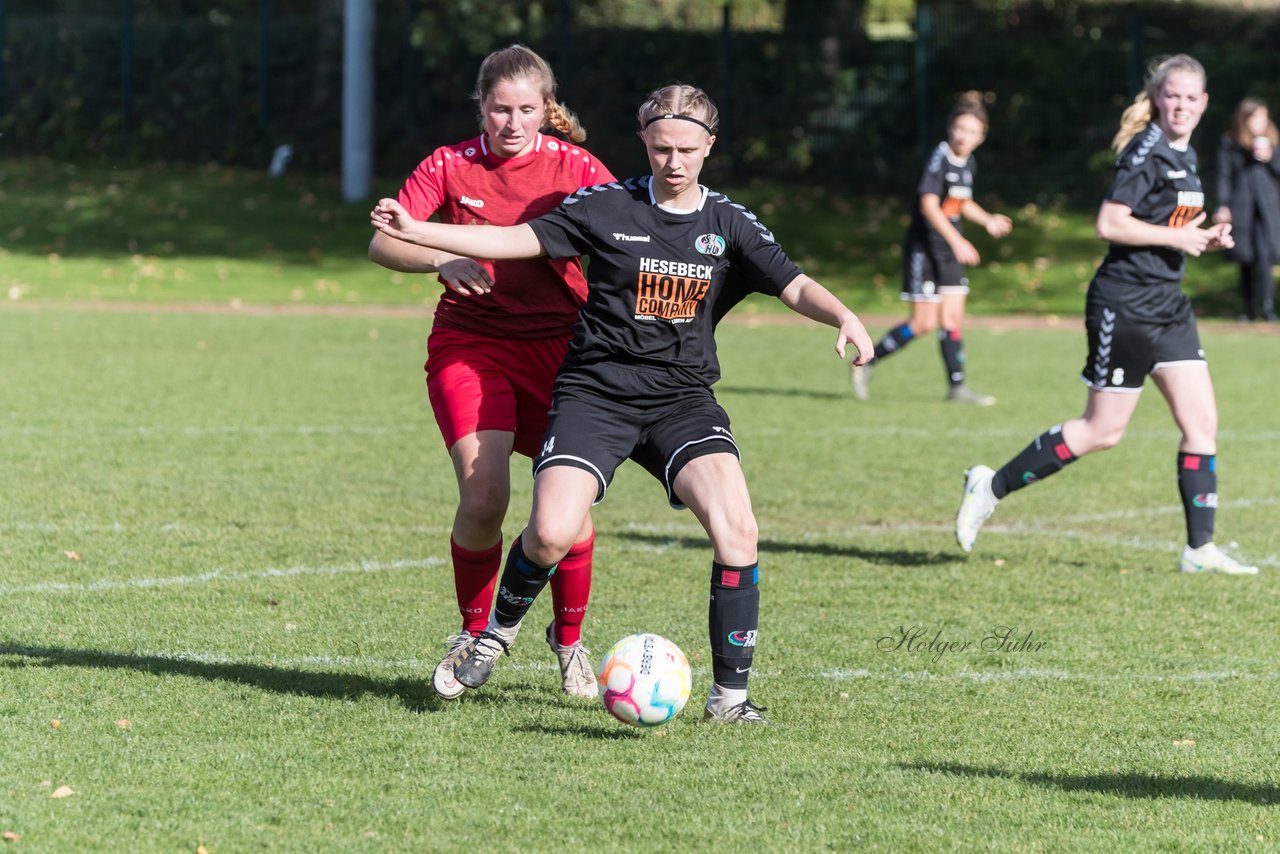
[
  {"left": 459, "top": 195, "right": 485, "bottom": 208},
  {"left": 612, "top": 232, "right": 651, "bottom": 242}
]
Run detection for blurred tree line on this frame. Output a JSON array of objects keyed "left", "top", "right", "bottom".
[{"left": 1, "top": 1, "right": 1278, "bottom": 205}]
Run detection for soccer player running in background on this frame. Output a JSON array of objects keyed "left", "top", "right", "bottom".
[
  {"left": 368, "top": 45, "right": 617, "bottom": 700},
  {"left": 372, "top": 84, "right": 874, "bottom": 724},
  {"left": 955, "top": 54, "right": 1259, "bottom": 575},
  {"left": 851, "top": 94, "right": 1012, "bottom": 405}
]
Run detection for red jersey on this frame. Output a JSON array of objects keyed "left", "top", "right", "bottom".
[{"left": 397, "top": 133, "right": 615, "bottom": 339}]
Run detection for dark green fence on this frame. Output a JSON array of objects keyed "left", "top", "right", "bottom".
[{"left": 2, "top": 1, "right": 1278, "bottom": 204}]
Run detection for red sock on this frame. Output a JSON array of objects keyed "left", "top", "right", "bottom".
[
  {"left": 450, "top": 536, "right": 502, "bottom": 635},
  {"left": 549, "top": 531, "right": 594, "bottom": 646}
]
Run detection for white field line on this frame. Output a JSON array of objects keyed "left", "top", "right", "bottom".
[
  {"left": 0, "top": 558, "right": 441, "bottom": 596},
  {"left": 2, "top": 643, "right": 1273, "bottom": 686},
  {"left": 0, "top": 424, "right": 417, "bottom": 437},
  {"left": 0, "top": 521, "right": 455, "bottom": 535}
]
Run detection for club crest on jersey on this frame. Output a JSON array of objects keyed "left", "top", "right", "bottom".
[{"left": 694, "top": 233, "right": 726, "bottom": 256}]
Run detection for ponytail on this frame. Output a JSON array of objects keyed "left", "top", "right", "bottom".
[
  {"left": 545, "top": 100, "right": 587, "bottom": 143},
  {"left": 1112, "top": 93, "right": 1154, "bottom": 153}
]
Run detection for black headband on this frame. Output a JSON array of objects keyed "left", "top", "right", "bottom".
[{"left": 642, "top": 113, "right": 715, "bottom": 135}]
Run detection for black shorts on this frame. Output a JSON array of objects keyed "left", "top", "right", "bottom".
[
  {"left": 533, "top": 363, "right": 740, "bottom": 508},
  {"left": 1080, "top": 277, "right": 1205, "bottom": 392},
  {"left": 902, "top": 240, "right": 968, "bottom": 302}
]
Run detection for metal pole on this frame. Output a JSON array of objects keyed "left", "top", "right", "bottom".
[
  {"left": 121, "top": 0, "right": 133, "bottom": 154},
  {"left": 913, "top": 4, "right": 931, "bottom": 160},
  {"left": 0, "top": 0, "right": 7, "bottom": 116},
  {"left": 402, "top": 0, "right": 418, "bottom": 143},
  {"left": 719, "top": 4, "right": 730, "bottom": 151},
  {"left": 342, "top": 0, "right": 374, "bottom": 201},
  {"left": 259, "top": 0, "right": 271, "bottom": 136}
]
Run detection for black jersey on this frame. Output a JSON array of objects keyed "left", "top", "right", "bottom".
[
  {"left": 1098, "top": 124, "right": 1205, "bottom": 287},
  {"left": 907, "top": 142, "right": 976, "bottom": 246},
  {"left": 527, "top": 177, "right": 802, "bottom": 387}
]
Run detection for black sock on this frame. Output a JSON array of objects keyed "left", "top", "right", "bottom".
[
  {"left": 991, "top": 426, "right": 1078, "bottom": 499},
  {"left": 708, "top": 562, "right": 759, "bottom": 690},
  {"left": 872, "top": 323, "right": 915, "bottom": 362},
  {"left": 939, "top": 329, "right": 965, "bottom": 387},
  {"left": 1177, "top": 452, "right": 1216, "bottom": 548},
  {"left": 493, "top": 536, "right": 556, "bottom": 628}
]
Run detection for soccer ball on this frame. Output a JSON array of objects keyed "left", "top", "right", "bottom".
[{"left": 597, "top": 633, "right": 692, "bottom": 727}]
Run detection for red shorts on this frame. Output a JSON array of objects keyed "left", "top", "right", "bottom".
[{"left": 424, "top": 325, "right": 571, "bottom": 458}]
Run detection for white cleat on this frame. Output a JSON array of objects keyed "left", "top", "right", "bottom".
[
  {"left": 431, "top": 632, "right": 475, "bottom": 700},
  {"left": 1179, "top": 543, "right": 1259, "bottom": 576},
  {"left": 955, "top": 465, "right": 998, "bottom": 553},
  {"left": 703, "top": 699, "right": 770, "bottom": 725},
  {"left": 947, "top": 384, "right": 996, "bottom": 406},
  {"left": 850, "top": 362, "right": 873, "bottom": 401},
  {"left": 545, "top": 622, "right": 598, "bottom": 698}
]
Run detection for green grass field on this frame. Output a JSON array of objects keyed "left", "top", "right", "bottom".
[
  {"left": 2, "top": 302, "right": 1277, "bottom": 851},
  {"left": 3, "top": 157, "right": 1278, "bottom": 849}
]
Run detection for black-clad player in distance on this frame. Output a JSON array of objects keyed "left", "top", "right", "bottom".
[
  {"left": 851, "top": 94, "right": 1012, "bottom": 405},
  {"left": 955, "top": 55, "right": 1258, "bottom": 575},
  {"left": 373, "top": 84, "right": 875, "bottom": 722}
]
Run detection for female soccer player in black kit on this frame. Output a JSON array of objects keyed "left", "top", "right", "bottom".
[
  {"left": 955, "top": 55, "right": 1258, "bottom": 575},
  {"left": 850, "top": 94, "right": 1012, "bottom": 405},
  {"left": 373, "top": 84, "right": 873, "bottom": 724}
]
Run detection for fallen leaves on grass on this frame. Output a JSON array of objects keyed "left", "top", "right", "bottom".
[
  {"left": 3, "top": 830, "right": 21, "bottom": 842},
  {"left": 51, "top": 785, "right": 75, "bottom": 799},
  {"left": 115, "top": 719, "right": 132, "bottom": 729},
  {"left": 63, "top": 550, "right": 81, "bottom": 560},
  {"left": 50, "top": 719, "right": 61, "bottom": 729},
  {"left": 1172, "top": 739, "right": 1196, "bottom": 747}
]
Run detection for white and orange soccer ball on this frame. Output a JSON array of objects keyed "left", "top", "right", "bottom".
[{"left": 597, "top": 633, "right": 692, "bottom": 727}]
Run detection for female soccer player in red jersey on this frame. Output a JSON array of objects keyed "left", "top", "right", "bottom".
[
  {"left": 372, "top": 84, "right": 873, "bottom": 724},
  {"left": 368, "top": 45, "right": 616, "bottom": 700},
  {"left": 955, "top": 55, "right": 1258, "bottom": 576},
  {"left": 851, "top": 93, "right": 1012, "bottom": 406}
]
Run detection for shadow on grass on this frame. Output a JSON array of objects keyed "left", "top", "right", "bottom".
[
  {"left": 513, "top": 722, "right": 645, "bottom": 740},
  {"left": 0, "top": 641, "right": 561, "bottom": 715},
  {"left": 898, "top": 762, "right": 1279, "bottom": 804},
  {"left": 715, "top": 384, "right": 848, "bottom": 401},
  {"left": 615, "top": 531, "right": 956, "bottom": 568}
]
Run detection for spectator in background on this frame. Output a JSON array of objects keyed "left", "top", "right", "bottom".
[{"left": 1214, "top": 97, "right": 1280, "bottom": 322}]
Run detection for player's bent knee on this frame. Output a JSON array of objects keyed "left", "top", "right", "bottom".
[{"left": 522, "top": 520, "right": 578, "bottom": 566}]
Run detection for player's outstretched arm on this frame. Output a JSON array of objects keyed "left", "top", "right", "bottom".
[
  {"left": 370, "top": 198, "right": 545, "bottom": 261},
  {"left": 1096, "top": 202, "right": 1233, "bottom": 256},
  {"left": 368, "top": 232, "right": 495, "bottom": 296},
  {"left": 962, "top": 200, "right": 1012, "bottom": 238},
  {"left": 778, "top": 274, "right": 874, "bottom": 365}
]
